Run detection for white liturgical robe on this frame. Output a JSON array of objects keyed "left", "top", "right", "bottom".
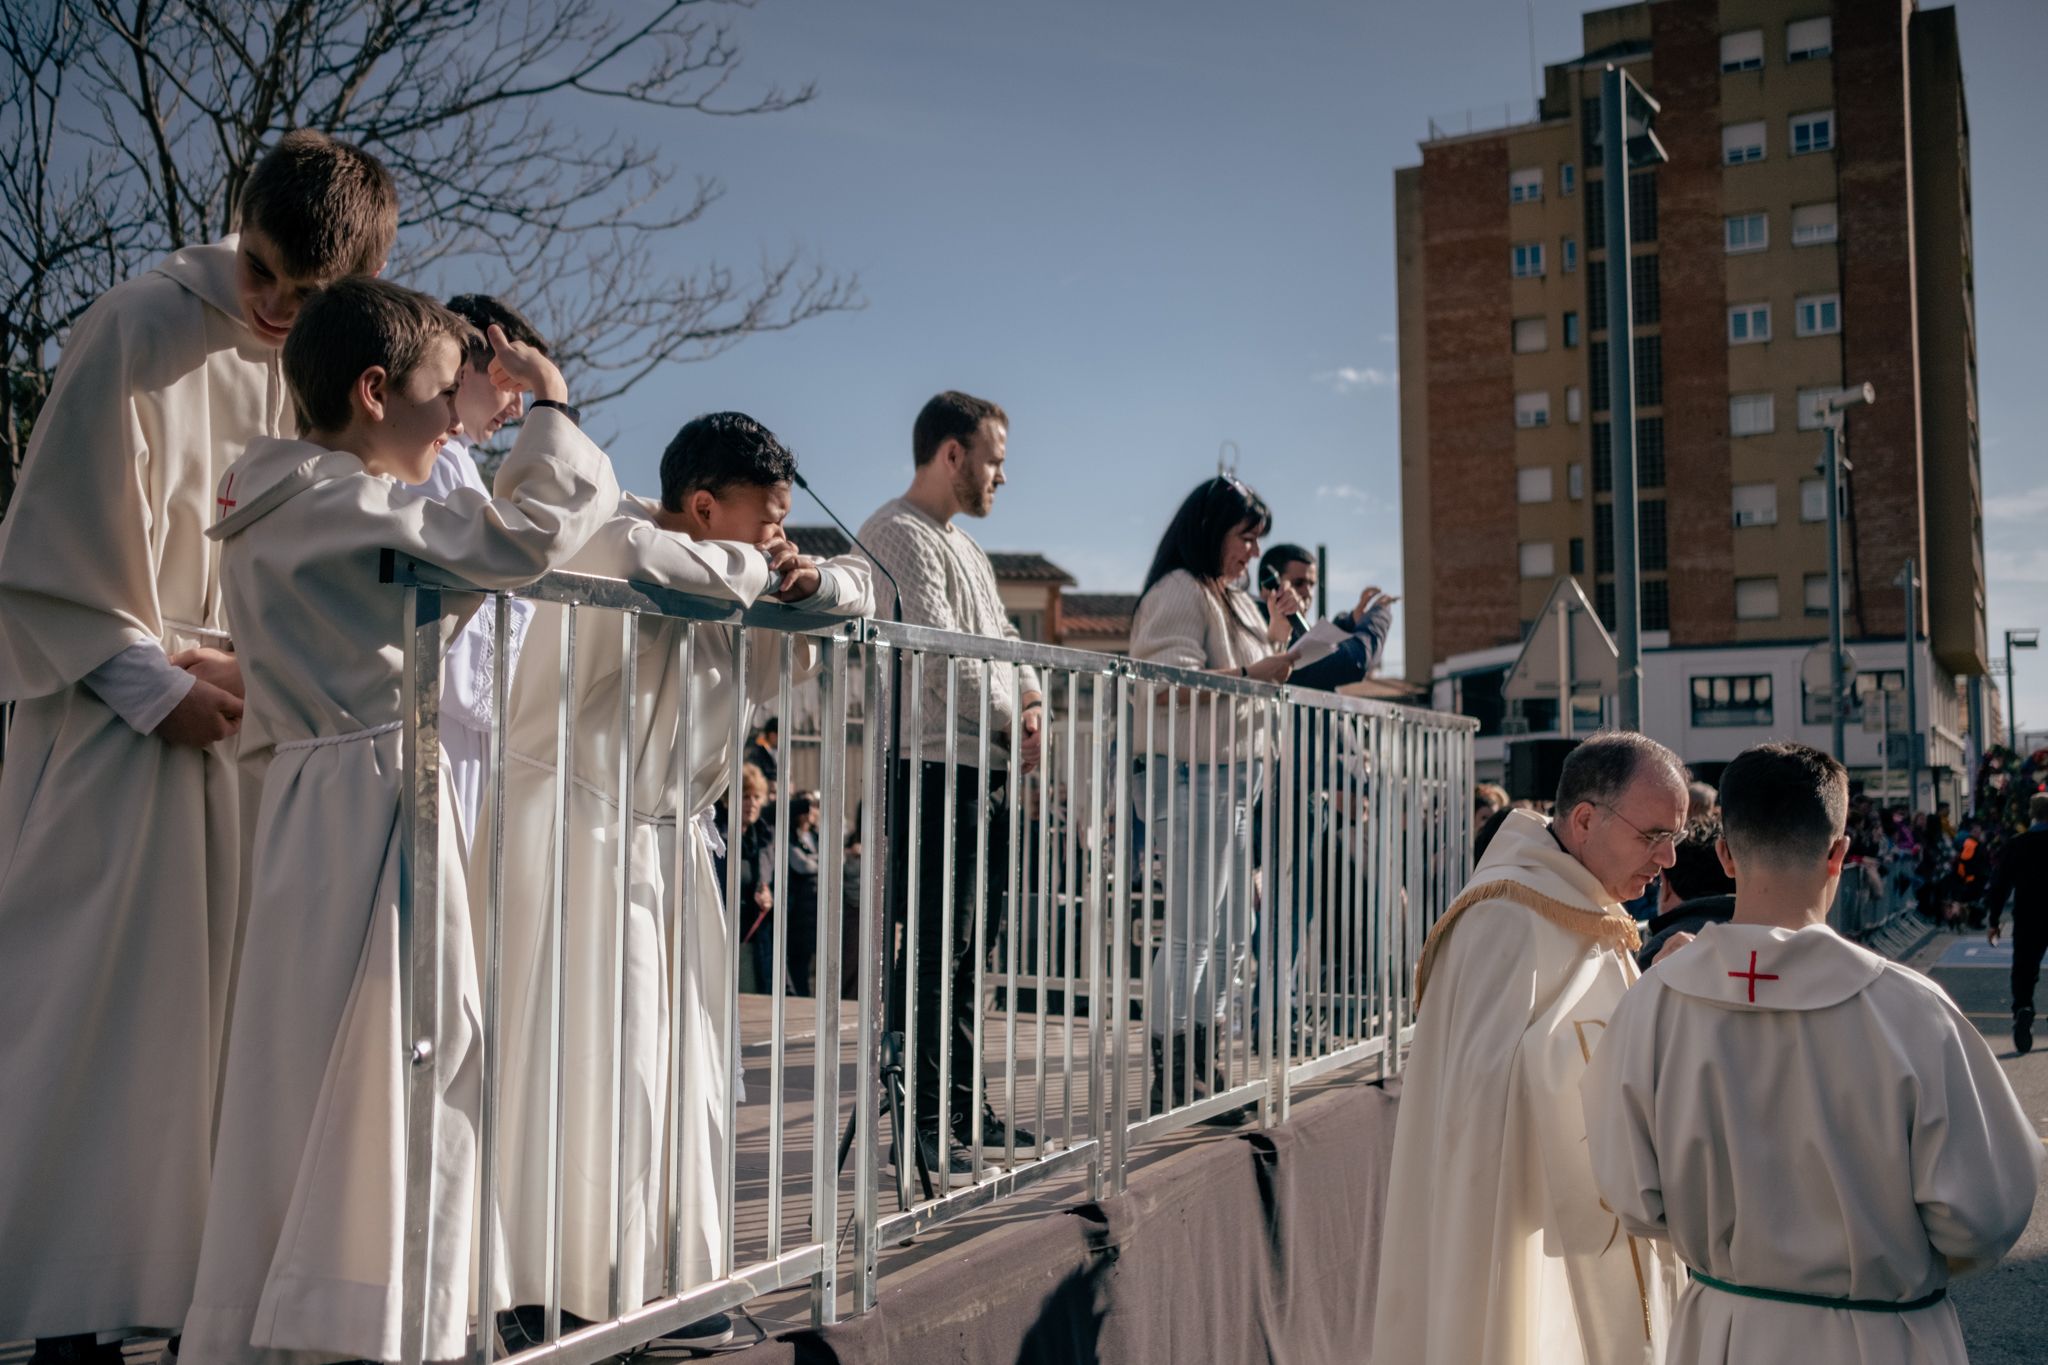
[
  {"left": 482, "top": 494, "right": 870, "bottom": 1317},
  {"left": 0, "top": 239, "right": 286, "bottom": 1338},
  {"left": 1372, "top": 810, "right": 1681, "bottom": 1365},
  {"left": 180, "top": 407, "right": 617, "bottom": 1365},
  {"left": 1583, "top": 921, "right": 2042, "bottom": 1365}
]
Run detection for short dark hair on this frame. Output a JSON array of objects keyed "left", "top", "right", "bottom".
[
  {"left": 659, "top": 412, "right": 798, "bottom": 511},
  {"left": 1719, "top": 742, "right": 1848, "bottom": 868},
  {"left": 1142, "top": 476, "right": 1273, "bottom": 593},
  {"left": 913, "top": 391, "right": 1007, "bottom": 466},
  {"left": 1664, "top": 818, "right": 1736, "bottom": 902},
  {"left": 1258, "top": 543, "right": 1315, "bottom": 588},
  {"left": 238, "top": 130, "right": 398, "bottom": 279},
  {"left": 445, "top": 294, "right": 551, "bottom": 368},
  {"left": 789, "top": 790, "right": 820, "bottom": 823},
  {"left": 758, "top": 716, "right": 779, "bottom": 737},
  {"left": 1553, "top": 731, "right": 1686, "bottom": 820},
  {"left": 284, "top": 278, "right": 471, "bottom": 433}
]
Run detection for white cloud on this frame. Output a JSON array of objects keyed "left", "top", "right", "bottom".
[
  {"left": 1376, "top": 332, "right": 1397, "bottom": 346},
  {"left": 1311, "top": 365, "right": 1397, "bottom": 393},
  {"left": 1985, "top": 484, "right": 2048, "bottom": 522},
  {"left": 1987, "top": 547, "right": 2048, "bottom": 585}
]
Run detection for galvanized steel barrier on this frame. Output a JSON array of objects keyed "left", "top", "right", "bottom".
[{"left": 385, "top": 556, "right": 1476, "bottom": 1364}]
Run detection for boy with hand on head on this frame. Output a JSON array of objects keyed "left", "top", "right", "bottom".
[
  {"left": 0, "top": 130, "right": 396, "bottom": 1360},
  {"left": 417, "top": 293, "right": 551, "bottom": 859},
  {"left": 487, "top": 412, "right": 868, "bottom": 1350},
  {"left": 182, "top": 278, "right": 619, "bottom": 1365},
  {"left": 1582, "top": 742, "right": 2041, "bottom": 1365}
]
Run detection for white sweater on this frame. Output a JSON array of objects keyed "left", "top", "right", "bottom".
[
  {"left": 1129, "top": 569, "right": 1276, "bottom": 760},
  {"left": 857, "top": 496, "right": 1041, "bottom": 768}
]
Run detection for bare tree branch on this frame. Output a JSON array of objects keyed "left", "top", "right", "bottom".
[{"left": 0, "top": 0, "right": 860, "bottom": 516}]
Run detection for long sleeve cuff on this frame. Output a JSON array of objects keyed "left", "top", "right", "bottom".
[{"left": 82, "top": 640, "right": 197, "bottom": 735}]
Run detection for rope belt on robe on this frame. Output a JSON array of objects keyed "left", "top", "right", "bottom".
[
  {"left": 161, "top": 618, "right": 234, "bottom": 645},
  {"left": 1686, "top": 1268, "right": 1948, "bottom": 1314},
  {"left": 274, "top": 720, "right": 402, "bottom": 753}
]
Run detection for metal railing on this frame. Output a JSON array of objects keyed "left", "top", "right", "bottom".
[
  {"left": 1829, "top": 850, "right": 1919, "bottom": 941},
  {"left": 385, "top": 554, "right": 1476, "bottom": 1364}
]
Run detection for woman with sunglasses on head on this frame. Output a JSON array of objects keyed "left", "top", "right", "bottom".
[{"left": 1127, "top": 476, "right": 1304, "bottom": 1120}]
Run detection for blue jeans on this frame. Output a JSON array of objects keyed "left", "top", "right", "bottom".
[{"left": 1142, "top": 760, "right": 1256, "bottom": 1039}]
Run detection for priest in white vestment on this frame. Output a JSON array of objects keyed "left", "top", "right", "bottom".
[
  {"left": 181, "top": 285, "right": 617, "bottom": 1365},
  {"left": 483, "top": 413, "right": 870, "bottom": 1344},
  {"left": 0, "top": 132, "right": 397, "bottom": 1349},
  {"left": 1372, "top": 731, "right": 1689, "bottom": 1365},
  {"left": 1584, "top": 742, "right": 2042, "bottom": 1365}
]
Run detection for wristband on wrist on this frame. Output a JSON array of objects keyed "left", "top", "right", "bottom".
[{"left": 530, "top": 397, "right": 581, "bottom": 425}]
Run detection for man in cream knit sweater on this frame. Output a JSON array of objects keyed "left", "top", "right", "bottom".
[{"left": 858, "top": 391, "right": 1044, "bottom": 1187}]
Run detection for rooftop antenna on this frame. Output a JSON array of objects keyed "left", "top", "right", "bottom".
[
  {"left": 1526, "top": 0, "right": 1541, "bottom": 102},
  {"left": 1217, "top": 439, "right": 1240, "bottom": 479}
]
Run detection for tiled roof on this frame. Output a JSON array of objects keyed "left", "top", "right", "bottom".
[
  {"left": 1061, "top": 591, "right": 1139, "bottom": 637},
  {"left": 986, "top": 552, "right": 1076, "bottom": 585}
]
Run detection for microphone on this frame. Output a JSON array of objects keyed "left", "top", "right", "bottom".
[
  {"left": 1259, "top": 565, "right": 1312, "bottom": 640},
  {"left": 792, "top": 469, "right": 902, "bottom": 624}
]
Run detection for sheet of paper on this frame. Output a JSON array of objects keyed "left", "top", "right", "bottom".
[{"left": 1287, "top": 619, "right": 1351, "bottom": 667}]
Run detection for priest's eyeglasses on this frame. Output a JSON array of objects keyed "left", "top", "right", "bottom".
[{"left": 1597, "top": 804, "right": 1684, "bottom": 852}]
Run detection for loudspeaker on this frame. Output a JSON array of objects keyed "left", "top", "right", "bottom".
[{"left": 1507, "top": 737, "right": 1580, "bottom": 804}]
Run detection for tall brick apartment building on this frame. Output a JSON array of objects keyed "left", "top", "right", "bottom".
[{"left": 1396, "top": 0, "right": 1986, "bottom": 805}]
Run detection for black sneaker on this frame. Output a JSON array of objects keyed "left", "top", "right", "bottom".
[
  {"left": 2016, "top": 1009, "right": 2035, "bottom": 1057},
  {"left": 891, "top": 1126, "right": 976, "bottom": 1188},
  {"left": 31, "top": 1337, "right": 127, "bottom": 1365},
  {"left": 663, "top": 1313, "right": 735, "bottom": 1349},
  {"left": 961, "top": 1105, "right": 1042, "bottom": 1160}
]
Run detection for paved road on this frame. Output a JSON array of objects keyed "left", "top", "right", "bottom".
[{"left": 1914, "top": 929, "right": 2047, "bottom": 1364}]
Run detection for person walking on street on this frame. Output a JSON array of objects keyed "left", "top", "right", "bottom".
[{"left": 1987, "top": 791, "right": 2048, "bottom": 1055}]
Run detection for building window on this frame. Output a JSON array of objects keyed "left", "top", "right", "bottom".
[
  {"left": 1590, "top": 342, "right": 1610, "bottom": 413},
  {"left": 1513, "top": 316, "right": 1549, "bottom": 353},
  {"left": 1633, "top": 254, "right": 1661, "bottom": 325},
  {"left": 1510, "top": 167, "right": 1544, "bottom": 203},
  {"left": 1594, "top": 502, "right": 1614, "bottom": 573},
  {"left": 1641, "top": 498, "right": 1667, "bottom": 571},
  {"left": 1796, "top": 293, "right": 1841, "bottom": 336},
  {"left": 1692, "top": 674, "right": 1774, "bottom": 728},
  {"left": 1512, "top": 242, "right": 1545, "bottom": 278},
  {"left": 1735, "top": 577, "right": 1781, "bottom": 620},
  {"left": 1730, "top": 392, "right": 1775, "bottom": 436},
  {"left": 1635, "top": 335, "right": 1663, "bottom": 406},
  {"left": 1720, "top": 29, "right": 1764, "bottom": 72},
  {"left": 1792, "top": 202, "right": 1838, "bottom": 245},
  {"left": 1638, "top": 416, "right": 1666, "bottom": 487},
  {"left": 1566, "top": 386, "right": 1583, "bottom": 423},
  {"left": 1563, "top": 236, "right": 1579, "bottom": 272},
  {"left": 1570, "top": 537, "right": 1585, "bottom": 574},
  {"left": 1596, "top": 581, "right": 1617, "bottom": 629},
  {"left": 1801, "top": 477, "right": 1830, "bottom": 522},
  {"left": 1732, "top": 482, "right": 1779, "bottom": 528},
  {"left": 1519, "top": 541, "right": 1556, "bottom": 579},
  {"left": 1515, "top": 391, "right": 1550, "bottom": 428},
  {"left": 1568, "top": 461, "right": 1585, "bottom": 498},
  {"left": 1723, "top": 121, "right": 1767, "bottom": 164},
  {"left": 1517, "top": 466, "right": 1555, "bottom": 503},
  {"left": 1725, "top": 212, "right": 1768, "bottom": 253},
  {"left": 1729, "top": 302, "right": 1771, "bottom": 344},
  {"left": 1791, "top": 110, "right": 1834, "bottom": 155},
  {"left": 1561, "top": 161, "right": 1577, "bottom": 195},
  {"left": 1787, "top": 16, "right": 1832, "bottom": 62},
  {"left": 1629, "top": 172, "right": 1659, "bottom": 242},
  {"left": 1804, "top": 573, "right": 1831, "bottom": 616},
  {"left": 1643, "top": 578, "right": 1670, "bottom": 632},
  {"left": 1563, "top": 312, "right": 1580, "bottom": 348}
]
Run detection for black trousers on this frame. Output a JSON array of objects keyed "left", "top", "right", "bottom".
[
  {"left": 887, "top": 760, "right": 1009, "bottom": 1130},
  {"left": 2013, "top": 921, "right": 2046, "bottom": 1019}
]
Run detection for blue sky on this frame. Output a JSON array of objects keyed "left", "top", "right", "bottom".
[{"left": 479, "top": 0, "right": 2048, "bottom": 733}]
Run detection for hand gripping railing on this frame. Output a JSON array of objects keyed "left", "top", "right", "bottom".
[{"left": 383, "top": 555, "right": 1477, "bottom": 1358}]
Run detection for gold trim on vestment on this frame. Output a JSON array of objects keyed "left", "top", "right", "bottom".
[{"left": 1412, "top": 879, "right": 1642, "bottom": 1007}]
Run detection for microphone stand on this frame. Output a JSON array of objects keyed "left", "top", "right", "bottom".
[{"left": 791, "top": 473, "right": 932, "bottom": 1210}]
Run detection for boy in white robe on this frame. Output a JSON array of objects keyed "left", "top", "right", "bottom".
[
  {"left": 417, "top": 294, "right": 549, "bottom": 859},
  {"left": 1583, "top": 742, "right": 2042, "bottom": 1365},
  {"left": 0, "top": 132, "right": 397, "bottom": 1360},
  {"left": 485, "top": 411, "right": 870, "bottom": 1350},
  {"left": 182, "top": 279, "right": 618, "bottom": 1365}
]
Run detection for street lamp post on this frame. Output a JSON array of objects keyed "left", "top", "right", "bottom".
[
  {"left": 1821, "top": 383, "right": 1875, "bottom": 762},
  {"left": 2007, "top": 628, "right": 2040, "bottom": 755},
  {"left": 1598, "top": 64, "right": 1666, "bottom": 733},
  {"left": 1896, "top": 559, "right": 1920, "bottom": 811}
]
